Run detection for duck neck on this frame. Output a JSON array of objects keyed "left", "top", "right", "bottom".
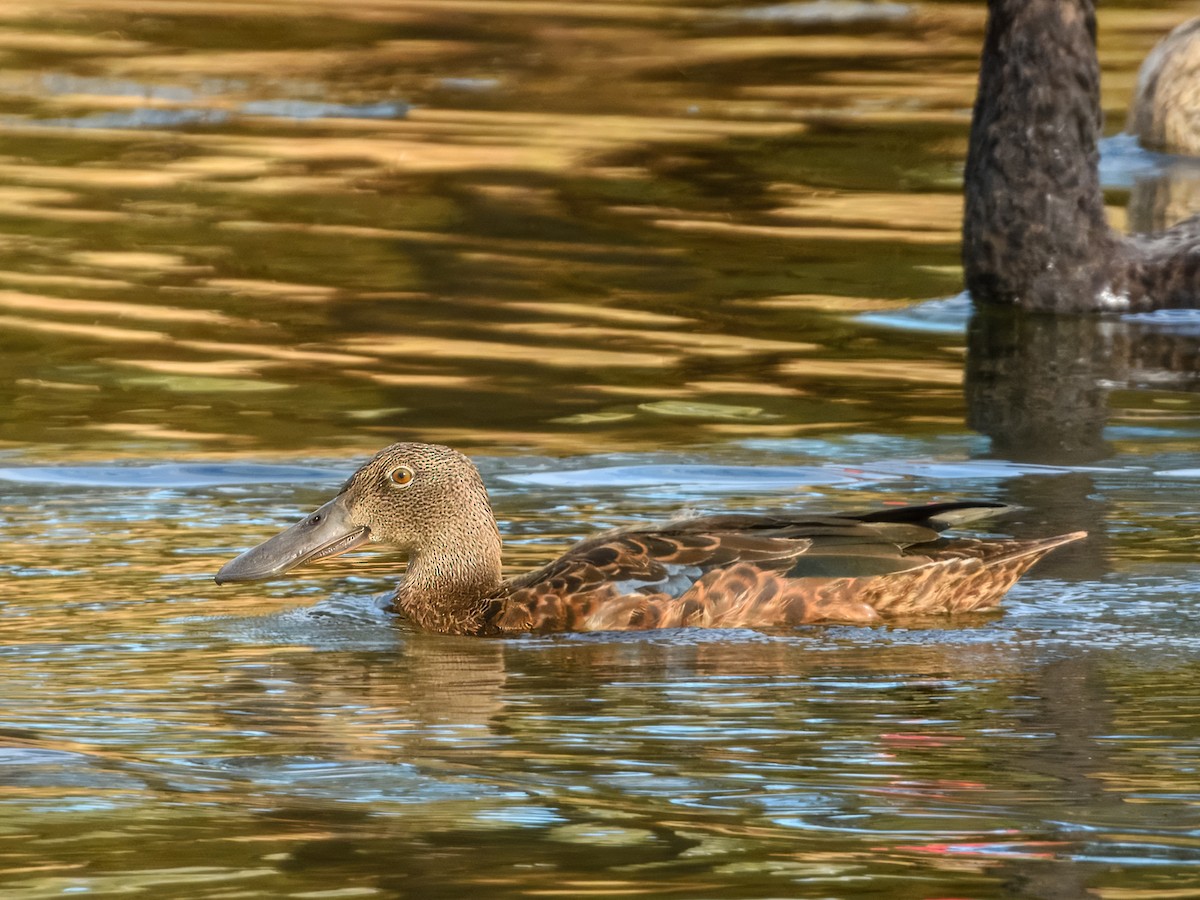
[
  {"left": 395, "top": 518, "right": 504, "bottom": 635},
  {"left": 963, "top": 0, "right": 1125, "bottom": 312}
]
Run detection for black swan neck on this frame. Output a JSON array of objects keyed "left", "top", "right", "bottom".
[{"left": 963, "top": 0, "right": 1128, "bottom": 312}]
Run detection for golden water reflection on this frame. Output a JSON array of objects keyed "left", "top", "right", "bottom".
[{"left": 0, "top": 0, "right": 1187, "bottom": 458}]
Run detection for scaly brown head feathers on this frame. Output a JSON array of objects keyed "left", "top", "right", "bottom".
[{"left": 217, "top": 443, "right": 503, "bottom": 632}]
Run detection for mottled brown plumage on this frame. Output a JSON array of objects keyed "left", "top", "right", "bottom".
[{"left": 216, "top": 443, "right": 1085, "bottom": 635}]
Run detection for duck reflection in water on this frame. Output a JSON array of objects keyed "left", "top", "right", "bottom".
[{"left": 216, "top": 443, "right": 1084, "bottom": 635}]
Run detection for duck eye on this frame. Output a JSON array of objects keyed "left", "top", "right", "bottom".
[{"left": 389, "top": 466, "right": 415, "bottom": 487}]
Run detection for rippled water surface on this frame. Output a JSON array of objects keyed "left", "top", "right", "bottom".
[{"left": 2, "top": 0, "right": 1200, "bottom": 897}]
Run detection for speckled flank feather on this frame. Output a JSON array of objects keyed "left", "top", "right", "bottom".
[
  {"left": 488, "top": 531, "right": 1083, "bottom": 633},
  {"left": 217, "top": 443, "right": 1086, "bottom": 636}
]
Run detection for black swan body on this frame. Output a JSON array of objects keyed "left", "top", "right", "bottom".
[{"left": 963, "top": 0, "right": 1200, "bottom": 312}]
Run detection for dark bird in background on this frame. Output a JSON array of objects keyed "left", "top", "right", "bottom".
[{"left": 963, "top": 0, "right": 1200, "bottom": 312}]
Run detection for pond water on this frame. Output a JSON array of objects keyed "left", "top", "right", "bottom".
[{"left": 2, "top": 0, "right": 1200, "bottom": 897}]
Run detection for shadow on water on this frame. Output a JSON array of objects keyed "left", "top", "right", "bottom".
[
  {"left": 962, "top": 305, "right": 1200, "bottom": 580},
  {"left": 966, "top": 307, "right": 1200, "bottom": 466}
]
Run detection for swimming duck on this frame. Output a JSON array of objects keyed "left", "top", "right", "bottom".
[
  {"left": 215, "top": 442, "right": 1084, "bottom": 635},
  {"left": 963, "top": 0, "right": 1200, "bottom": 312},
  {"left": 1127, "top": 17, "right": 1200, "bottom": 156}
]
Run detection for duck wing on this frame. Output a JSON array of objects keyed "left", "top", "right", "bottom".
[{"left": 486, "top": 502, "right": 1072, "bottom": 632}]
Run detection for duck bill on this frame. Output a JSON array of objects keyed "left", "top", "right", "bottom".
[{"left": 215, "top": 493, "right": 372, "bottom": 584}]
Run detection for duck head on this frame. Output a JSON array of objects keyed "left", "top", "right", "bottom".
[{"left": 215, "top": 442, "right": 502, "bottom": 591}]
